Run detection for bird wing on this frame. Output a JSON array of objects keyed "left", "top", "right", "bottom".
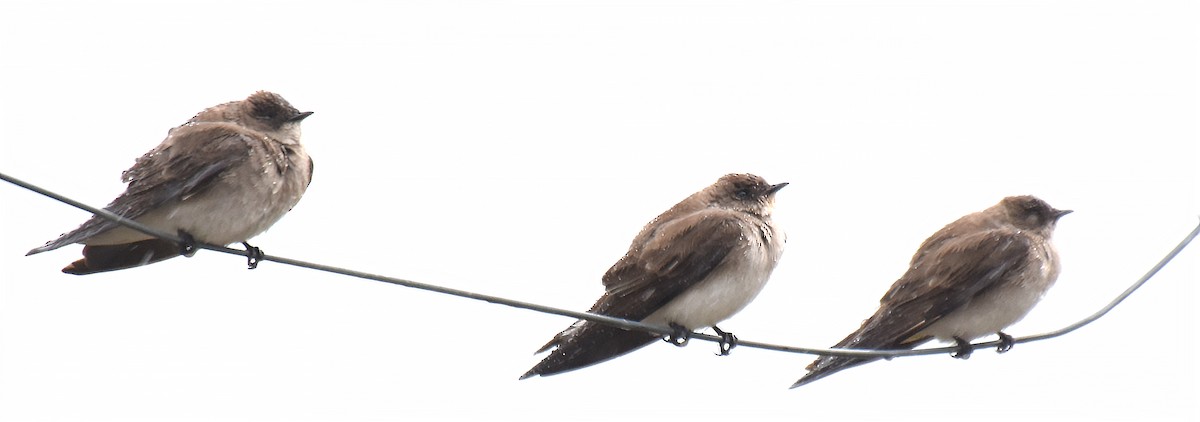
[
  {"left": 593, "top": 209, "right": 746, "bottom": 321},
  {"left": 871, "top": 228, "right": 1034, "bottom": 345},
  {"left": 27, "top": 124, "right": 253, "bottom": 254},
  {"left": 522, "top": 210, "right": 746, "bottom": 378},
  {"left": 793, "top": 229, "right": 1033, "bottom": 387}
]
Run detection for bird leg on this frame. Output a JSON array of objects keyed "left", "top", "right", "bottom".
[
  {"left": 712, "top": 326, "right": 738, "bottom": 356},
  {"left": 996, "top": 332, "right": 1015, "bottom": 354},
  {"left": 177, "top": 230, "right": 198, "bottom": 257},
  {"left": 664, "top": 323, "right": 690, "bottom": 347},
  {"left": 950, "top": 336, "right": 973, "bottom": 360},
  {"left": 242, "top": 242, "right": 264, "bottom": 270}
]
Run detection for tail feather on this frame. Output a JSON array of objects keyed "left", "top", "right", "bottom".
[
  {"left": 61, "top": 239, "right": 182, "bottom": 275},
  {"left": 520, "top": 321, "right": 659, "bottom": 379},
  {"left": 791, "top": 312, "right": 932, "bottom": 388},
  {"left": 791, "top": 354, "right": 879, "bottom": 388},
  {"left": 27, "top": 216, "right": 121, "bottom": 256}
]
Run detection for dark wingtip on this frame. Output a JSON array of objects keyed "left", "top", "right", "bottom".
[
  {"left": 789, "top": 372, "right": 827, "bottom": 389},
  {"left": 518, "top": 370, "right": 538, "bottom": 380},
  {"left": 27, "top": 241, "right": 58, "bottom": 256},
  {"left": 521, "top": 323, "right": 660, "bottom": 380},
  {"left": 533, "top": 340, "right": 556, "bottom": 355},
  {"left": 788, "top": 351, "right": 885, "bottom": 389}
]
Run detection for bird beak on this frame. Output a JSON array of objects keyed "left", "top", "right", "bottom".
[
  {"left": 290, "top": 111, "right": 315, "bottom": 122},
  {"left": 766, "top": 182, "right": 789, "bottom": 195},
  {"left": 1054, "top": 209, "right": 1073, "bottom": 219}
]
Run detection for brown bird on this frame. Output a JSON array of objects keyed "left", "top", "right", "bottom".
[
  {"left": 792, "top": 195, "right": 1071, "bottom": 388},
  {"left": 521, "top": 173, "right": 788, "bottom": 379},
  {"left": 27, "top": 91, "right": 314, "bottom": 275}
]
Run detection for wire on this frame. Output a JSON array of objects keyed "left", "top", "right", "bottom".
[{"left": 3, "top": 170, "right": 1197, "bottom": 359}]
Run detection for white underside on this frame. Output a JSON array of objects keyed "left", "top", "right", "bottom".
[
  {"left": 641, "top": 246, "right": 779, "bottom": 330},
  {"left": 84, "top": 171, "right": 305, "bottom": 247},
  {"left": 918, "top": 262, "right": 1055, "bottom": 341}
]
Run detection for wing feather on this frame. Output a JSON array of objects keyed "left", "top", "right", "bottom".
[
  {"left": 27, "top": 124, "right": 253, "bottom": 254},
  {"left": 795, "top": 229, "right": 1033, "bottom": 387},
  {"left": 592, "top": 210, "right": 745, "bottom": 320},
  {"left": 524, "top": 210, "right": 748, "bottom": 377}
]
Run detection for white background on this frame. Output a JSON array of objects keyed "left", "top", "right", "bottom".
[{"left": 1, "top": 1, "right": 1196, "bottom": 421}]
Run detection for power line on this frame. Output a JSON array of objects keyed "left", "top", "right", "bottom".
[{"left": 3, "top": 170, "right": 1197, "bottom": 359}]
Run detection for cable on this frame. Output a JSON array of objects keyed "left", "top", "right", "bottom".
[{"left": 3, "top": 170, "right": 1197, "bottom": 359}]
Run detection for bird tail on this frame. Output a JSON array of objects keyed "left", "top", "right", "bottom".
[
  {"left": 791, "top": 314, "right": 931, "bottom": 388},
  {"left": 520, "top": 321, "right": 659, "bottom": 379},
  {"left": 60, "top": 239, "right": 182, "bottom": 275},
  {"left": 27, "top": 214, "right": 122, "bottom": 256},
  {"left": 791, "top": 353, "right": 880, "bottom": 388}
]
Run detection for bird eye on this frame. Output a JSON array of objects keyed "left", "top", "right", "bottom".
[{"left": 734, "top": 190, "right": 750, "bottom": 200}]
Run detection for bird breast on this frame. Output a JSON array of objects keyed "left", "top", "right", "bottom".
[{"left": 641, "top": 218, "right": 784, "bottom": 330}]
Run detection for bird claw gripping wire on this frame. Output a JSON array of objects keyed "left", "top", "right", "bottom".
[
  {"left": 996, "top": 332, "right": 1015, "bottom": 354},
  {"left": 664, "top": 323, "right": 690, "bottom": 347},
  {"left": 713, "top": 326, "right": 738, "bottom": 356},
  {"left": 951, "top": 336, "right": 974, "bottom": 360},
  {"left": 177, "top": 230, "right": 198, "bottom": 257},
  {"left": 242, "top": 242, "right": 264, "bottom": 270}
]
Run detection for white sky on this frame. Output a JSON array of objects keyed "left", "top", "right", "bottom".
[{"left": 1, "top": 1, "right": 1197, "bottom": 421}]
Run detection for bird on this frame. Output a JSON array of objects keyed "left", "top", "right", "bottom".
[
  {"left": 27, "top": 91, "right": 314, "bottom": 275},
  {"left": 791, "top": 195, "right": 1071, "bottom": 388},
  {"left": 521, "top": 173, "right": 788, "bottom": 379}
]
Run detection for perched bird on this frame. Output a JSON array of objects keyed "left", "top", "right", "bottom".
[
  {"left": 792, "top": 195, "right": 1071, "bottom": 388},
  {"left": 521, "top": 173, "right": 788, "bottom": 379},
  {"left": 27, "top": 91, "right": 314, "bottom": 275}
]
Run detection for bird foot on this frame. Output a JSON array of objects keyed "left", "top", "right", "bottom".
[
  {"left": 664, "top": 323, "right": 690, "bottom": 347},
  {"left": 177, "top": 230, "right": 198, "bottom": 257},
  {"left": 712, "top": 326, "right": 738, "bottom": 356},
  {"left": 996, "top": 332, "right": 1015, "bottom": 354},
  {"left": 242, "top": 242, "right": 264, "bottom": 270},
  {"left": 951, "top": 336, "right": 973, "bottom": 360}
]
